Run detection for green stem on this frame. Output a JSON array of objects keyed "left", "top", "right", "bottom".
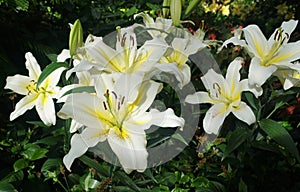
[
  {"left": 57, "top": 179, "right": 69, "bottom": 192},
  {"left": 63, "top": 118, "right": 71, "bottom": 153}
]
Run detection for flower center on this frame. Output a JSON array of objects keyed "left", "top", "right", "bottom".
[
  {"left": 26, "top": 80, "right": 55, "bottom": 96},
  {"left": 163, "top": 50, "right": 188, "bottom": 68},
  {"left": 210, "top": 82, "right": 240, "bottom": 107},
  {"left": 261, "top": 27, "right": 289, "bottom": 66},
  {"left": 26, "top": 80, "right": 38, "bottom": 95},
  {"left": 101, "top": 89, "right": 129, "bottom": 139}
]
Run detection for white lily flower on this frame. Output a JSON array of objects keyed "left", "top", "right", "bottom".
[
  {"left": 221, "top": 20, "right": 300, "bottom": 87},
  {"left": 5, "top": 52, "right": 65, "bottom": 126},
  {"left": 134, "top": 12, "right": 173, "bottom": 38},
  {"left": 58, "top": 73, "right": 184, "bottom": 173},
  {"left": 57, "top": 34, "right": 104, "bottom": 79},
  {"left": 185, "top": 58, "right": 259, "bottom": 135},
  {"left": 274, "top": 62, "right": 300, "bottom": 90},
  {"left": 68, "top": 26, "right": 169, "bottom": 77},
  {"left": 157, "top": 37, "right": 206, "bottom": 88}
]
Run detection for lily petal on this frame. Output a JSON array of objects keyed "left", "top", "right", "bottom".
[
  {"left": 268, "top": 20, "right": 298, "bottom": 47},
  {"left": 40, "top": 67, "right": 65, "bottom": 90},
  {"left": 57, "top": 49, "right": 71, "bottom": 62},
  {"left": 131, "top": 80, "right": 162, "bottom": 113},
  {"left": 201, "top": 69, "right": 229, "bottom": 99},
  {"left": 155, "top": 63, "right": 191, "bottom": 89},
  {"left": 63, "top": 128, "right": 106, "bottom": 171},
  {"left": 226, "top": 57, "right": 243, "bottom": 90},
  {"left": 185, "top": 92, "right": 215, "bottom": 104},
  {"left": 270, "top": 41, "right": 300, "bottom": 66},
  {"left": 149, "top": 108, "right": 185, "bottom": 129},
  {"left": 25, "top": 52, "right": 41, "bottom": 80},
  {"left": 10, "top": 94, "right": 39, "bottom": 121},
  {"left": 107, "top": 127, "right": 147, "bottom": 174},
  {"left": 231, "top": 101, "right": 256, "bottom": 125},
  {"left": 239, "top": 79, "right": 263, "bottom": 98},
  {"left": 5, "top": 75, "right": 32, "bottom": 95},
  {"left": 70, "top": 119, "right": 83, "bottom": 133},
  {"left": 36, "top": 93, "right": 56, "bottom": 126},
  {"left": 203, "top": 103, "right": 230, "bottom": 135},
  {"left": 57, "top": 93, "right": 105, "bottom": 129},
  {"left": 243, "top": 25, "right": 268, "bottom": 58},
  {"left": 248, "top": 57, "right": 277, "bottom": 86}
]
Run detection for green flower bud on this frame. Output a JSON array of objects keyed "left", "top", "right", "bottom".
[
  {"left": 69, "top": 19, "right": 83, "bottom": 56},
  {"left": 170, "top": 0, "right": 182, "bottom": 27},
  {"left": 162, "top": 0, "right": 170, "bottom": 18}
]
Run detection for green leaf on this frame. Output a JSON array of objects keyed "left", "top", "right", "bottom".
[
  {"left": 185, "top": 0, "right": 200, "bottom": 16},
  {"left": 238, "top": 178, "right": 248, "bottom": 192},
  {"left": 26, "top": 121, "right": 48, "bottom": 128},
  {"left": 84, "top": 172, "right": 100, "bottom": 191},
  {"left": 259, "top": 119, "right": 300, "bottom": 162},
  {"left": 61, "top": 86, "right": 96, "bottom": 97},
  {"left": 244, "top": 92, "right": 257, "bottom": 110},
  {"left": 114, "top": 171, "right": 141, "bottom": 191},
  {"left": 22, "top": 144, "right": 48, "bottom": 161},
  {"left": 41, "top": 158, "right": 62, "bottom": 177},
  {"left": 13, "top": 158, "right": 29, "bottom": 172},
  {"left": 36, "top": 62, "right": 67, "bottom": 89},
  {"left": 0, "top": 170, "right": 24, "bottom": 183},
  {"left": 251, "top": 140, "right": 281, "bottom": 154},
  {"left": 111, "top": 186, "right": 135, "bottom": 192},
  {"left": 191, "top": 176, "right": 210, "bottom": 188},
  {"left": 223, "top": 129, "right": 251, "bottom": 159},
  {"left": 14, "top": 0, "right": 29, "bottom": 11},
  {"left": 46, "top": 54, "right": 58, "bottom": 62},
  {"left": 144, "top": 169, "right": 158, "bottom": 184},
  {"left": 0, "top": 182, "right": 18, "bottom": 192},
  {"left": 34, "top": 135, "right": 63, "bottom": 146},
  {"left": 171, "top": 133, "right": 188, "bottom": 146},
  {"left": 79, "top": 155, "right": 110, "bottom": 176}
]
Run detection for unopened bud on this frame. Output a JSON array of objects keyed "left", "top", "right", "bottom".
[
  {"left": 69, "top": 19, "right": 83, "bottom": 56},
  {"left": 170, "top": 0, "right": 182, "bottom": 27}
]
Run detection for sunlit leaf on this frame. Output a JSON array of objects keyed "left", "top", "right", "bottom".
[
  {"left": 41, "top": 158, "right": 62, "bottom": 177},
  {"left": 13, "top": 158, "right": 29, "bottom": 172},
  {"left": 22, "top": 144, "right": 48, "bottom": 161}
]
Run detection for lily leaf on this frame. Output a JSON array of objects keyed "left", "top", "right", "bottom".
[
  {"left": 36, "top": 62, "right": 67, "bottom": 89},
  {"left": 259, "top": 119, "right": 300, "bottom": 162},
  {"left": 0, "top": 182, "right": 18, "bottom": 192},
  {"left": 223, "top": 129, "right": 251, "bottom": 159},
  {"left": 61, "top": 86, "right": 96, "bottom": 97},
  {"left": 185, "top": 0, "right": 200, "bottom": 16}
]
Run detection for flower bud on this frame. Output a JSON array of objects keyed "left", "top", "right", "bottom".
[
  {"left": 69, "top": 19, "right": 83, "bottom": 56},
  {"left": 170, "top": 0, "right": 182, "bottom": 27}
]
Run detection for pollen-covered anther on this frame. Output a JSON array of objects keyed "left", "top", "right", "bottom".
[
  {"left": 213, "top": 82, "right": 221, "bottom": 98},
  {"left": 130, "top": 35, "right": 135, "bottom": 47},
  {"left": 121, "top": 32, "right": 127, "bottom": 47},
  {"left": 111, "top": 91, "right": 117, "bottom": 99},
  {"left": 274, "top": 28, "right": 289, "bottom": 45},
  {"left": 103, "top": 101, "right": 107, "bottom": 110}
]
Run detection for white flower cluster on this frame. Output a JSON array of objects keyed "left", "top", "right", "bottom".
[{"left": 5, "top": 12, "right": 300, "bottom": 173}]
